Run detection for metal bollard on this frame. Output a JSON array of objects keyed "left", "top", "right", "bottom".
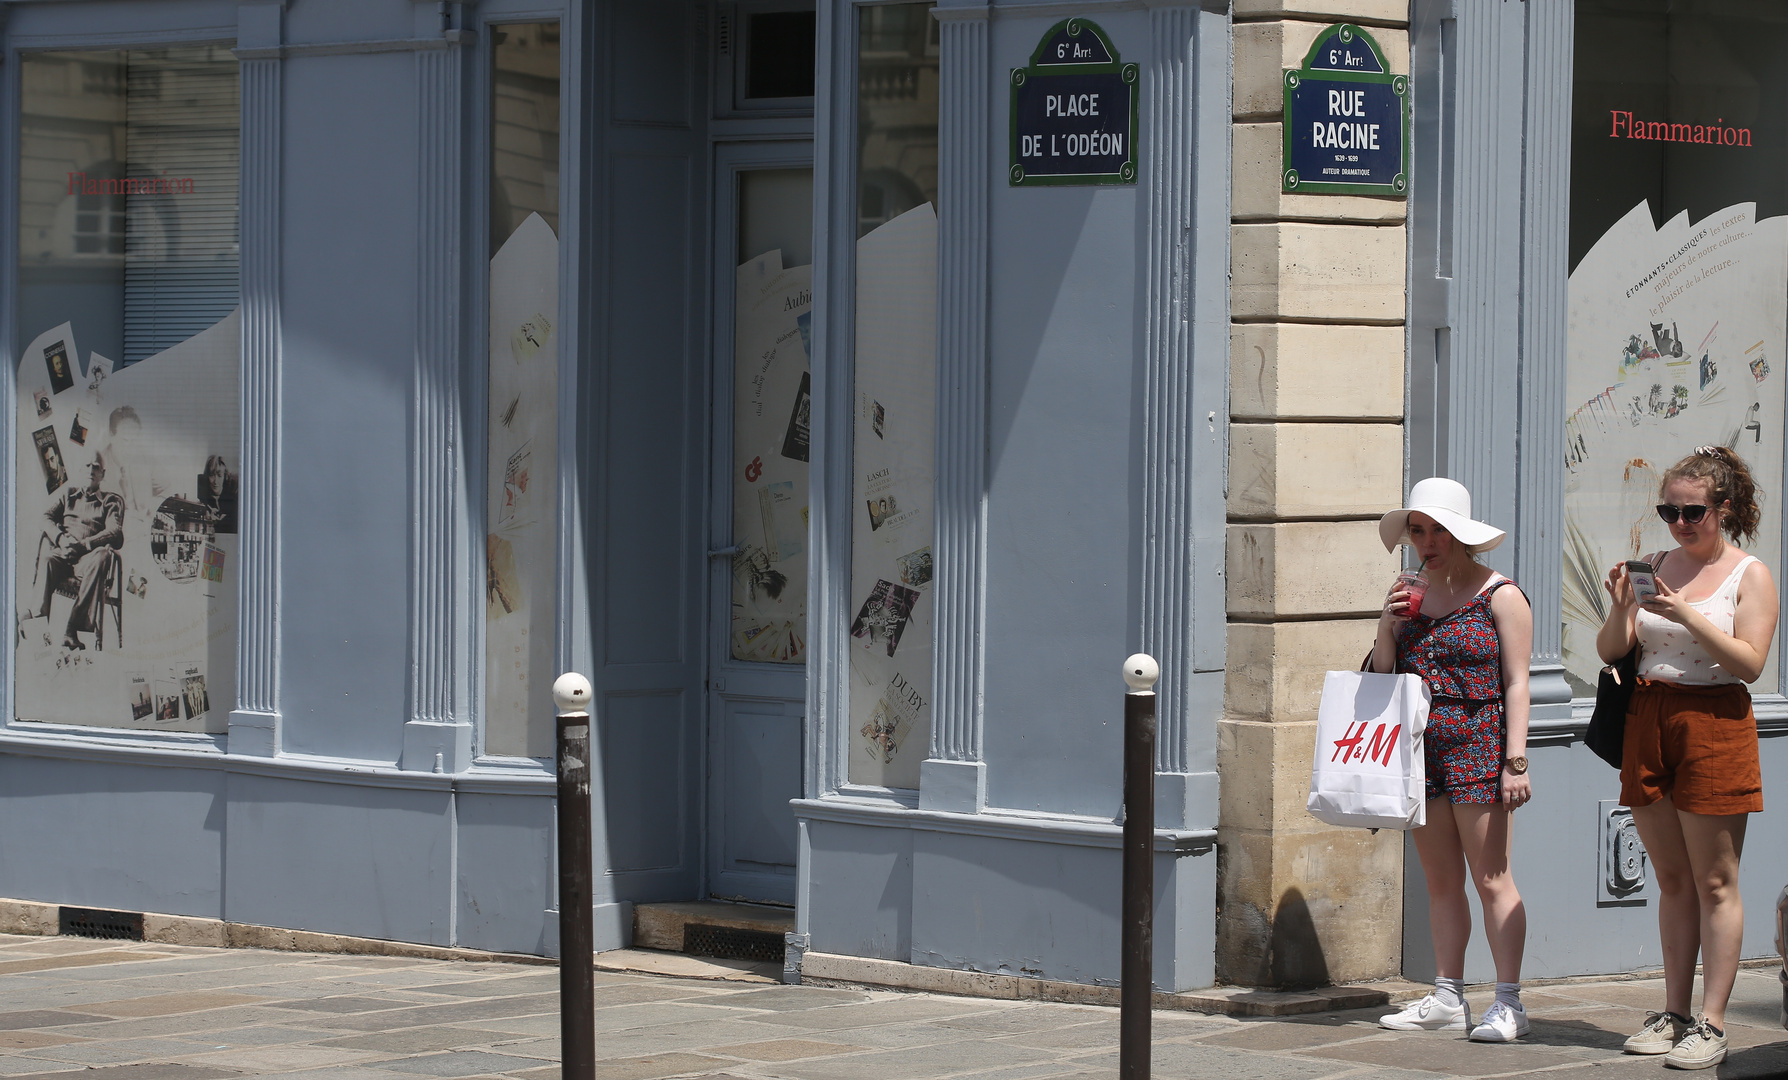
[
  {"left": 553, "top": 673, "right": 596, "bottom": 1080},
  {"left": 1120, "top": 654, "right": 1159, "bottom": 1080}
]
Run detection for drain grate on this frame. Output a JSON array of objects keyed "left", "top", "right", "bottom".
[
  {"left": 59, "top": 906, "right": 144, "bottom": 941},
  {"left": 682, "top": 923, "right": 785, "bottom": 963}
]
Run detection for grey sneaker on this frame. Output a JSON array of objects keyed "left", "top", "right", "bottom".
[
  {"left": 1663, "top": 1019, "right": 1728, "bottom": 1070},
  {"left": 1379, "top": 993, "right": 1469, "bottom": 1031},
  {"left": 1623, "top": 1011, "right": 1690, "bottom": 1055}
]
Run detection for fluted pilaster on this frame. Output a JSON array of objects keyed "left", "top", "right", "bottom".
[
  {"left": 1140, "top": 5, "right": 1197, "bottom": 776},
  {"left": 919, "top": 4, "right": 990, "bottom": 812},
  {"left": 1517, "top": 0, "right": 1573, "bottom": 717},
  {"left": 402, "top": 43, "right": 473, "bottom": 771},
  {"left": 229, "top": 55, "right": 284, "bottom": 756},
  {"left": 1445, "top": 1, "right": 1524, "bottom": 549}
]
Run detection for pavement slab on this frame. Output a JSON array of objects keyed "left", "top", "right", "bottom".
[
  {"left": 0, "top": 1011, "right": 114, "bottom": 1032},
  {"left": 0, "top": 938, "right": 1782, "bottom": 1079},
  {"left": 4, "top": 1066, "right": 242, "bottom": 1080},
  {"left": 169, "top": 1025, "right": 345, "bottom": 1049},
  {"left": 707, "top": 1038, "right": 867, "bottom": 1061},
  {"left": 0, "top": 1034, "right": 82, "bottom": 1053},
  {"left": 754, "top": 1037, "right": 1055, "bottom": 1080},
  {"left": 78, "top": 993, "right": 272, "bottom": 1019},
  {"left": 1290, "top": 1033, "right": 1589, "bottom": 1076},
  {"left": 40, "top": 1006, "right": 334, "bottom": 1041}
]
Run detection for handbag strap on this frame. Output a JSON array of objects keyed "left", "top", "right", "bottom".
[{"left": 1360, "top": 646, "right": 1403, "bottom": 676}]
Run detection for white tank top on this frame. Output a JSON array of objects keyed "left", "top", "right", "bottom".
[{"left": 1635, "top": 554, "right": 1759, "bottom": 686}]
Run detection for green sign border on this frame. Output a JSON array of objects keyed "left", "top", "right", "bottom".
[
  {"left": 1280, "top": 24, "right": 1410, "bottom": 198},
  {"left": 1009, "top": 18, "right": 1139, "bottom": 187}
]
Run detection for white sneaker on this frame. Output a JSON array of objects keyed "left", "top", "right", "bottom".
[
  {"left": 1623, "top": 1010, "right": 1690, "bottom": 1055},
  {"left": 1662, "top": 1018, "right": 1728, "bottom": 1070},
  {"left": 1469, "top": 999, "right": 1530, "bottom": 1042},
  {"left": 1380, "top": 993, "right": 1470, "bottom": 1031}
]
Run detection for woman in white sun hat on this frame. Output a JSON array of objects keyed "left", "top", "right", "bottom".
[{"left": 1369, "top": 478, "right": 1534, "bottom": 1044}]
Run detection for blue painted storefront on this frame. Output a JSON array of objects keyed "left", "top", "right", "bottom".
[{"left": 0, "top": 0, "right": 1785, "bottom": 996}]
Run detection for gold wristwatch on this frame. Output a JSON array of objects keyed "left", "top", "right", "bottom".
[{"left": 1504, "top": 756, "right": 1529, "bottom": 775}]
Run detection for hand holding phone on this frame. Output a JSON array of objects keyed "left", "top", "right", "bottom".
[{"left": 1626, "top": 560, "right": 1659, "bottom": 605}]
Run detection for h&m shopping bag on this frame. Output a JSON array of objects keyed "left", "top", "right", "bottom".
[{"left": 1306, "top": 670, "right": 1430, "bottom": 830}]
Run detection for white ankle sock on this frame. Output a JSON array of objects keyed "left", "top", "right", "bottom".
[
  {"left": 1494, "top": 981, "right": 1522, "bottom": 1008},
  {"left": 1434, "top": 977, "right": 1465, "bottom": 1008}
]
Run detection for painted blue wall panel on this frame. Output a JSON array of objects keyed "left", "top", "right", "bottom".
[
  {"left": 281, "top": 0, "right": 417, "bottom": 43},
  {"left": 908, "top": 829, "right": 1205, "bottom": 990},
  {"left": 1, "top": 0, "right": 237, "bottom": 40},
  {"left": 276, "top": 52, "right": 418, "bottom": 763},
  {"left": 912, "top": 831, "right": 1118, "bottom": 984},
  {"left": 804, "top": 819, "right": 912, "bottom": 960},
  {"left": 1405, "top": 734, "right": 1788, "bottom": 981},
  {"left": 0, "top": 757, "right": 222, "bottom": 917},
  {"left": 456, "top": 791, "right": 555, "bottom": 955},
  {"left": 1163, "top": 847, "right": 1216, "bottom": 991},
  {"left": 596, "top": 691, "right": 692, "bottom": 881},
  {"left": 980, "top": 13, "right": 1146, "bottom": 821},
  {"left": 600, "top": 154, "right": 696, "bottom": 670},
  {"left": 223, "top": 773, "right": 450, "bottom": 943}
]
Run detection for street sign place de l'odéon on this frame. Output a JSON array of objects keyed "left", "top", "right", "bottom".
[
  {"left": 1282, "top": 24, "right": 1409, "bottom": 197},
  {"left": 1009, "top": 19, "right": 1138, "bottom": 187}
]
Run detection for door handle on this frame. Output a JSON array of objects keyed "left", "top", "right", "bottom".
[{"left": 707, "top": 545, "right": 738, "bottom": 558}]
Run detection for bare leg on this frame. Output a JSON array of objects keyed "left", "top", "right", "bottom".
[
  {"left": 1677, "top": 810, "right": 1748, "bottom": 1028},
  {"left": 1632, "top": 797, "right": 1697, "bottom": 1018},
  {"left": 1453, "top": 803, "right": 1526, "bottom": 984},
  {"left": 1411, "top": 797, "right": 1471, "bottom": 979}
]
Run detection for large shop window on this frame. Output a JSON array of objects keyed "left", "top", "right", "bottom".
[
  {"left": 14, "top": 47, "right": 240, "bottom": 733},
  {"left": 484, "top": 22, "right": 561, "bottom": 758},
  {"left": 1563, "top": 1, "right": 1788, "bottom": 696},
  {"left": 847, "top": 2, "right": 937, "bottom": 789}
]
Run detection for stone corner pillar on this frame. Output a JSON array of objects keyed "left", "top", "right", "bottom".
[{"left": 1217, "top": 5, "right": 1412, "bottom": 989}]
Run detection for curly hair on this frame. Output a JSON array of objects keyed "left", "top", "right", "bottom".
[{"left": 1660, "top": 445, "right": 1761, "bottom": 544}]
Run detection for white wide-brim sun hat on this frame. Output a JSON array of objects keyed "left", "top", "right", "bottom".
[{"left": 1378, "top": 477, "right": 1507, "bottom": 553}]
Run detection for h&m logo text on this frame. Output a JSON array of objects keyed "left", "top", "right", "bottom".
[{"left": 1331, "top": 721, "right": 1400, "bottom": 767}]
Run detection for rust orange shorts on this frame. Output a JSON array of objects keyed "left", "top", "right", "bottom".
[{"left": 1620, "top": 678, "right": 1763, "bottom": 815}]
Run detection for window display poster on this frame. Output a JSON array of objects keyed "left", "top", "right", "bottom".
[
  {"left": 732, "top": 251, "right": 812, "bottom": 664},
  {"left": 1563, "top": 3, "right": 1788, "bottom": 695},
  {"left": 14, "top": 313, "right": 240, "bottom": 731},
  {"left": 848, "top": 203, "right": 936, "bottom": 789},
  {"left": 485, "top": 212, "right": 559, "bottom": 758}
]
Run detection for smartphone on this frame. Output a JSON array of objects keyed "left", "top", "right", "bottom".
[{"left": 1626, "top": 560, "right": 1659, "bottom": 604}]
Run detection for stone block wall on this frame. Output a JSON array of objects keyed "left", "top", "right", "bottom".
[{"left": 1218, "top": 3, "right": 1409, "bottom": 988}]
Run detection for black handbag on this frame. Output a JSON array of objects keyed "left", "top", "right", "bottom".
[{"left": 1584, "top": 648, "right": 1636, "bottom": 769}]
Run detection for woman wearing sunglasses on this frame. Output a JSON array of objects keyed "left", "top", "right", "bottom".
[{"left": 1597, "top": 445, "right": 1779, "bottom": 1070}]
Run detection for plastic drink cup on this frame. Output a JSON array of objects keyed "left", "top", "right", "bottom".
[{"left": 1395, "top": 570, "right": 1429, "bottom": 616}]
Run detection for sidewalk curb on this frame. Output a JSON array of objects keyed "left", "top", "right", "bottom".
[
  {"left": 0, "top": 897, "right": 554, "bottom": 966},
  {"left": 799, "top": 951, "right": 1429, "bottom": 1017}
]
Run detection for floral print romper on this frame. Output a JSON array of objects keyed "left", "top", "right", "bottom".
[{"left": 1395, "top": 578, "right": 1518, "bottom": 804}]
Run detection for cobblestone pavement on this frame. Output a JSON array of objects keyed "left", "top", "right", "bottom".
[{"left": 3, "top": 933, "right": 1787, "bottom": 1079}]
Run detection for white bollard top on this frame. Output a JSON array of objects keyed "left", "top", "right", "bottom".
[
  {"left": 1122, "top": 653, "right": 1159, "bottom": 692},
  {"left": 552, "top": 672, "right": 593, "bottom": 715}
]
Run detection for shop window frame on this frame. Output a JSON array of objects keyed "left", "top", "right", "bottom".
[
  {"left": 713, "top": 0, "right": 818, "bottom": 121},
  {"left": 0, "top": 17, "right": 242, "bottom": 755},
  {"left": 466, "top": 1, "right": 577, "bottom": 770},
  {"left": 810, "top": 0, "right": 945, "bottom": 806},
  {"left": 1406, "top": 0, "right": 1788, "bottom": 733}
]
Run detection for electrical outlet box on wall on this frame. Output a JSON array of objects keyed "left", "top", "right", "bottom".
[{"left": 1599, "top": 800, "right": 1649, "bottom": 906}]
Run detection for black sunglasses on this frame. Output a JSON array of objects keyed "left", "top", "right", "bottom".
[{"left": 1656, "top": 503, "right": 1711, "bottom": 525}]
